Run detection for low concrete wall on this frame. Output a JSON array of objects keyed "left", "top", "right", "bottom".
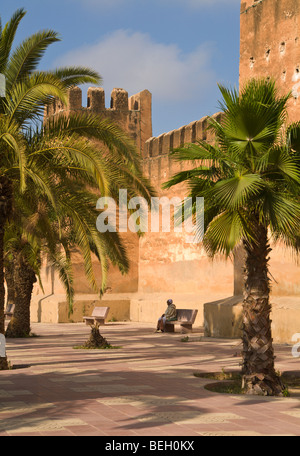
[
  {"left": 31, "top": 292, "right": 300, "bottom": 344},
  {"left": 204, "top": 295, "right": 300, "bottom": 344},
  {"left": 271, "top": 297, "right": 300, "bottom": 344},
  {"left": 30, "top": 292, "right": 213, "bottom": 327},
  {"left": 30, "top": 294, "right": 131, "bottom": 324},
  {"left": 203, "top": 296, "right": 244, "bottom": 339},
  {"left": 129, "top": 294, "right": 206, "bottom": 327}
]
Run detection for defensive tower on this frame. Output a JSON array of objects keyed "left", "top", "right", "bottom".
[
  {"left": 240, "top": 0, "right": 300, "bottom": 122},
  {"left": 45, "top": 86, "right": 152, "bottom": 155}
]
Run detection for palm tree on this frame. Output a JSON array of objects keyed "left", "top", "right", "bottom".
[
  {"left": 0, "top": 8, "right": 101, "bottom": 344},
  {"left": 3, "top": 169, "right": 133, "bottom": 338},
  {"left": 0, "top": 9, "right": 155, "bottom": 352},
  {"left": 164, "top": 79, "right": 300, "bottom": 396},
  {"left": 2, "top": 101, "right": 155, "bottom": 339}
]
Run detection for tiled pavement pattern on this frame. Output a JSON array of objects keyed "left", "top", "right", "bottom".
[{"left": 0, "top": 321, "right": 300, "bottom": 436}]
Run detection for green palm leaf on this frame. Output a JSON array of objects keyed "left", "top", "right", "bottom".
[
  {"left": 5, "top": 29, "right": 60, "bottom": 90},
  {"left": 0, "top": 8, "right": 26, "bottom": 73},
  {"left": 51, "top": 67, "right": 101, "bottom": 88},
  {"left": 211, "top": 173, "right": 265, "bottom": 209},
  {"left": 204, "top": 210, "right": 254, "bottom": 256},
  {"left": 5, "top": 72, "right": 68, "bottom": 127},
  {"left": 165, "top": 78, "right": 299, "bottom": 254}
]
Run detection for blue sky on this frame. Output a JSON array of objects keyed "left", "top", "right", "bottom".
[{"left": 1, "top": 0, "right": 240, "bottom": 136}]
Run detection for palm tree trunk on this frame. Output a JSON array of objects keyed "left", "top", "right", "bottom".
[
  {"left": 5, "top": 259, "right": 15, "bottom": 308},
  {"left": 0, "top": 176, "right": 12, "bottom": 370},
  {"left": 84, "top": 323, "right": 110, "bottom": 348},
  {"left": 5, "top": 255, "right": 36, "bottom": 338},
  {"left": 0, "top": 226, "right": 8, "bottom": 370},
  {"left": 242, "top": 224, "right": 284, "bottom": 396},
  {"left": 0, "top": 227, "right": 5, "bottom": 337}
]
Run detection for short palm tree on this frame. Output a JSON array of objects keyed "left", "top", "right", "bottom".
[
  {"left": 164, "top": 79, "right": 300, "bottom": 396},
  {"left": 3, "top": 165, "right": 135, "bottom": 338}
]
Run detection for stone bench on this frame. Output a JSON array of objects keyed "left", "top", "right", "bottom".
[
  {"left": 83, "top": 307, "right": 110, "bottom": 326},
  {"left": 165, "top": 309, "right": 198, "bottom": 333},
  {"left": 4, "top": 304, "right": 15, "bottom": 321}
]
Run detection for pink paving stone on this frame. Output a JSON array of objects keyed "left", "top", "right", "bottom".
[
  {"left": 9, "top": 432, "right": 44, "bottom": 436},
  {"left": 40, "top": 430, "right": 76, "bottom": 436},
  {"left": 64, "top": 425, "right": 106, "bottom": 435},
  {"left": 1, "top": 322, "right": 300, "bottom": 436},
  {"left": 131, "top": 429, "right": 185, "bottom": 437}
]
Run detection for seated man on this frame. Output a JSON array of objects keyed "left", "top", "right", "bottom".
[{"left": 155, "top": 299, "right": 177, "bottom": 332}]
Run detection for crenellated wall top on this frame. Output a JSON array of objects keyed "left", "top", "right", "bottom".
[
  {"left": 143, "top": 112, "right": 223, "bottom": 159},
  {"left": 45, "top": 86, "right": 152, "bottom": 117}
]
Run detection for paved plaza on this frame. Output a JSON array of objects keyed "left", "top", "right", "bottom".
[{"left": 0, "top": 321, "right": 300, "bottom": 436}]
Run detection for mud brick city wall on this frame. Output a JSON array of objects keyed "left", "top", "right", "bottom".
[
  {"left": 43, "top": 91, "right": 235, "bottom": 298},
  {"left": 40, "top": 0, "right": 300, "bottom": 299},
  {"left": 239, "top": 0, "right": 300, "bottom": 297},
  {"left": 138, "top": 112, "right": 234, "bottom": 297},
  {"left": 43, "top": 86, "right": 154, "bottom": 295}
]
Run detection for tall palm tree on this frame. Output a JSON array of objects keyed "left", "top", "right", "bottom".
[
  {"left": 164, "top": 79, "right": 300, "bottom": 396},
  {"left": 0, "top": 9, "right": 155, "bottom": 352},
  {"left": 0, "top": 9, "right": 98, "bottom": 363},
  {"left": 0, "top": 7, "right": 100, "bottom": 342},
  {"left": 3, "top": 116, "right": 155, "bottom": 338}
]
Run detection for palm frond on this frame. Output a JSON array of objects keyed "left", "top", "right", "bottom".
[
  {"left": 204, "top": 210, "right": 255, "bottom": 257},
  {"left": 166, "top": 78, "right": 299, "bottom": 258},
  {"left": 51, "top": 67, "right": 102, "bottom": 88},
  {"left": 43, "top": 113, "right": 140, "bottom": 167},
  {"left": 0, "top": 118, "right": 27, "bottom": 191},
  {"left": 211, "top": 173, "right": 265, "bottom": 210},
  {"left": 5, "top": 30, "right": 60, "bottom": 91},
  {"left": 0, "top": 8, "right": 26, "bottom": 73},
  {"left": 5, "top": 72, "right": 67, "bottom": 127},
  {"left": 48, "top": 251, "right": 74, "bottom": 313}
]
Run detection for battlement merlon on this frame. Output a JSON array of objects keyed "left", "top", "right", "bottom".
[
  {"left": 143, "top": 112, "right": 223, "bottom": 159},
  {"left": 44, "top": 87, "right": 153, "bottom": 154}
]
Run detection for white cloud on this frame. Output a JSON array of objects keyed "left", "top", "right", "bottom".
[{"left": 55, "top": 29, "right": 215, "bottom": 103}]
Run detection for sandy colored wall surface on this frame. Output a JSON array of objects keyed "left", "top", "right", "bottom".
[
  {"left": 138, "top": 113, "right": 234, "bottom": 296},
  {"left": 240, "top": 0, "right": 300, "bottom": 123}
]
